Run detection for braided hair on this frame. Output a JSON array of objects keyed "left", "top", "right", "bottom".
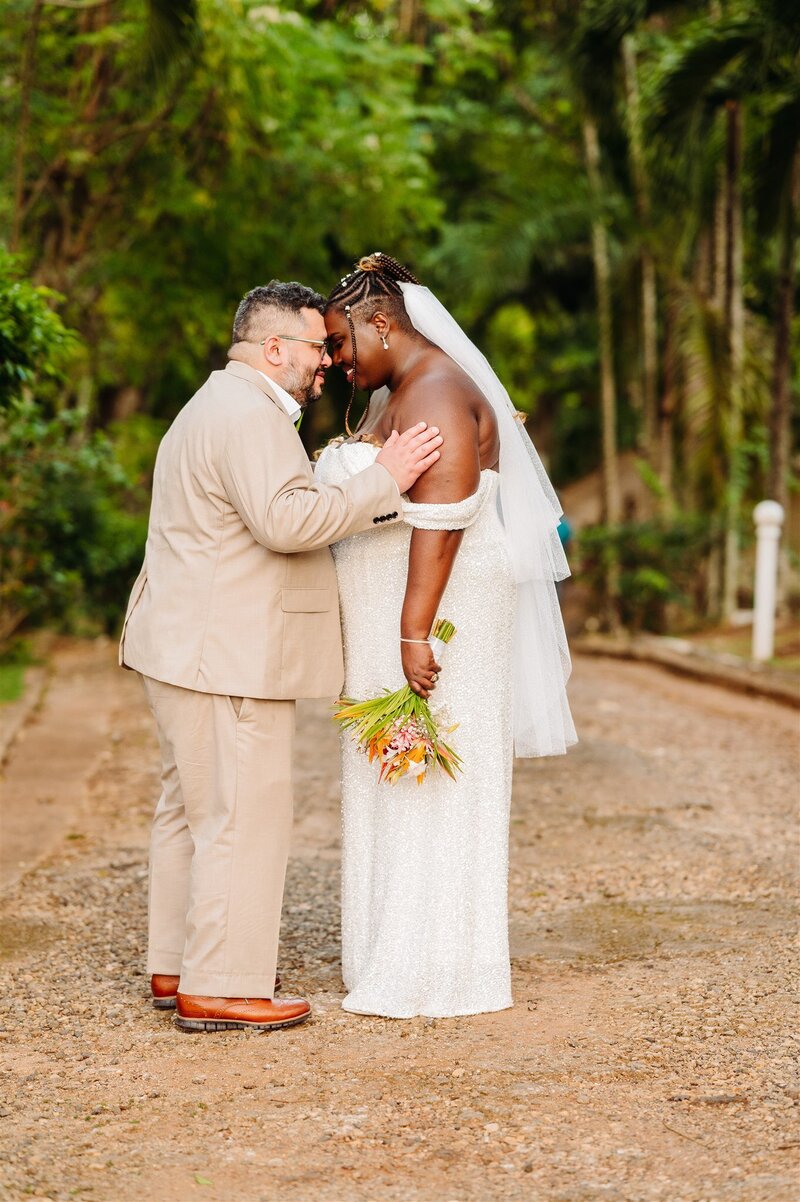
[{"left": 326, "top": 252, "right": 421, "bottom": 436}]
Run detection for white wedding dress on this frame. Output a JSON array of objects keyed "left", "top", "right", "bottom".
[{"left": 315, "top": 440, "right": 516, "bottom": 1018}]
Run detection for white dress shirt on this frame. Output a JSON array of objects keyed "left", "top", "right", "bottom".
[{"left": 255, "top": 369, "right": 302, "bottom": 422}]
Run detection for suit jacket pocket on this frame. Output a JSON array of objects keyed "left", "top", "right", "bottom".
[{"left": 281, "top": 587, "right": 334, "bottom": 613}]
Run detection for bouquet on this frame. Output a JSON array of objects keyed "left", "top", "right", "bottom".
[{"left": 334, "top": 619, "right": 463, "bottom": 786}]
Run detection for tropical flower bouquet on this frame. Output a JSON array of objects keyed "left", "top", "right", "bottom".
[{"left": 334, "top": 619, "right": 462, "bottom": 786}]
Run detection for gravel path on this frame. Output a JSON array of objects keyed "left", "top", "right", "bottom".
[{"left": 0, "top": 643, "right": 797, "bottom": 1202}]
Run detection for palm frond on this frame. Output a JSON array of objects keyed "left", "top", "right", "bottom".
[
  {"left": 761, "top": 0, "right": 800, "bottom": 53},
  {"left": 679, "top": 289, "right": 729, "bottom": 504},
  {"left": 571, "top": 0, "right": 644, "bottom": 117},
  {"left": 650, "top": 19, "right": 761, "bottom": 139},
  {"left": 752, "top": 93, "right": 800, "bottom": 234},
  {"left": 144, "top": 0, "right": 200, "bottom": 79}
]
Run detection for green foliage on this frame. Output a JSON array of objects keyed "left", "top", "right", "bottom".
[
  {"left": 0, "top": 0, "right": 796, "bottom": 637},
  {"left": 0, "top": 249, "right": 81, "bottom": 410},
  {"left": 108, "top": 414, "right": 169, "bottom": 491},
  {"left": 1, "top": 0, "right": 444, "bottom": 412},
  {"left": 0, "top": 664, "right": 25, "bottom": 704},
  {"left": 0, "top": 637, "right": 37, "bottom": 704},
  {"left": 0, "top": 256, "right": 146, "bottom": 650},
  {"left": 0, "top": 400, "right": 147, "bottom": 647},
  {"left": 579, "top": 516, "right": 716, "bottom": 632}
]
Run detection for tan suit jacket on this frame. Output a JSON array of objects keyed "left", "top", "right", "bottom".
[{"left": 119, "top": 361, "right": 401, "bottom": 698}]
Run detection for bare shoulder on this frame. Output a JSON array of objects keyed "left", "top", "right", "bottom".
[
  {"left": 396, "top": 353, "right": 489, "bottom": 501},
  {"left": 394, "top": 353, "right": 495, "bottom": 433}
]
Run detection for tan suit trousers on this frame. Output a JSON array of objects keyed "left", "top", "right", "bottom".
[{"left": 141, "top": 675, "right": 294, "bottom": 998}]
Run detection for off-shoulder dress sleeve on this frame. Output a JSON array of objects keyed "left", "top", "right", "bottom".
[{"left": 402, "top": 471, "right": 496, "bottom": 531}]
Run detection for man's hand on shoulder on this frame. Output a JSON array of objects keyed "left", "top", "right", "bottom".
[
  {"left": 376, "top": 423, "right": 442, "bottom": 494},
  {"left": 396, "top": 389, "right": 482, "bottom": 503}
]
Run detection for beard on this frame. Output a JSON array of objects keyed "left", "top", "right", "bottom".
[{"left": 284, "top": 359, "right": 323, "bottom": 409}]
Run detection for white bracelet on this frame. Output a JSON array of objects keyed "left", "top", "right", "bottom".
[{"left": 400, "top": 637, "right": 430, "bottom": 644}]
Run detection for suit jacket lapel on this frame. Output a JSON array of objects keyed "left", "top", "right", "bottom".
[{"left": 225, "top": 360, "right": 289, "bottom": 418}]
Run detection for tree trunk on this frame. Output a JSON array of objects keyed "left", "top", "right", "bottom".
[
  {"left": 722, "top": 100, "right": 744, "bottom": 622},
  {"left": 769, "top": 146, "right": 798, "bottom": 512},
  {"left": 769, "top": 146, "right": 798, "bottom": 612},
  {"left": 583, "top": 115, "right": 621, "bottom": 620},
  {"left": 11, "top": 0, "right": 44, "bottom": 251},
  {"left": 583, "top": 116, "right": 621, "bottom": 527},
  {"left": 622, "top": 35, "right": 659, "bottom": 470},
  {"left": 659, "top": 287, "right": 679, "bottom": 512},
  {"left": 641, "top": 251, "right": 659, "bottom": 450},
  {"left": 713, "top": 170, "right": 727, "bottom": 313},
  {"left": 395, "top": 0, "right": 417, "bottom": 41}
]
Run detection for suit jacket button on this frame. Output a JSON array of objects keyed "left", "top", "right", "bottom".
[
  {"left": 391, "top": 512, "right": 398, "bottom": 518},
  {"left": 373, "top": 517, "right": 380, "bottom": 524}
]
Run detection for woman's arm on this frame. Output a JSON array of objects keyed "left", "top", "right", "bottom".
[
  {"left": 401, "top": 529, "right": 463, "bottom": 697},
  {"left": 398, "top": 391, "right": 482, "bottom": 698}
]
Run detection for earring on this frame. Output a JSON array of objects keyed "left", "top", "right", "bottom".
[{"left": 381, "top": 335, "right": 389, "bottom": 350}]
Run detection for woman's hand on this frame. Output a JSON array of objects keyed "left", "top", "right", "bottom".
[{"left": 401, "top": 641, "right": 442, "bottom": 699}]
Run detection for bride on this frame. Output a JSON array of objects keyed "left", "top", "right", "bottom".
[{"left": 315, "top": 253, "right": 576, "bottom": 1018}]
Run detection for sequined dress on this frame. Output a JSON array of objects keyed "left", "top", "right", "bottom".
[{"left": 315, "top": 441, "right": 516, "bottom": 1018}]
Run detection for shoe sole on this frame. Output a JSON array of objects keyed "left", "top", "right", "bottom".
[{"left": 174, "top": 1010, "right": 310, "bottom": 1033}]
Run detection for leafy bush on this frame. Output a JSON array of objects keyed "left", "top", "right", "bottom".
[
  {"left": 0, "top": 255, "right": 147, "bottom": 651},
  {"left": 578, "top": 517, "right": 717, "bottom": 633},
  {"left": 0, "top": 400, "right": 147, "bottom": 647},
  {"left": 0, "top": 248, "right": 81, "bottom": 411}
]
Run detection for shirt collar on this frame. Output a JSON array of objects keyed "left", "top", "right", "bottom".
[{"left": 255, "top": 369, "right": 302, "bottom": 421}]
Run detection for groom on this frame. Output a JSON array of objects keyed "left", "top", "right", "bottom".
[{"left": 119, "top": 280, "right": 442, "bottom": 1032}]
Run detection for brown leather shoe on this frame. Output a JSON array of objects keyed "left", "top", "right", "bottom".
[
  {"left": 151, "top": 971, "right": 282, "bottom": 1010},
  {"left": 151, "top": 974, "right": 180, "bottom": 1010},
  {"left": 175, "top": 992, "right": 310, "bottom": 1033}
]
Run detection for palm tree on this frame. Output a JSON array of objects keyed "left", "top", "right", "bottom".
[
  {"left": 622, "top": 31, "right": 660, "bottom": 469},
  {"left": 753, "top": 98, "right": 800, "bottom": 518},
  {"left": 582, "top": 114, "right": 622, "bottom": 530},
  {"left": 566, "top": 0, "right": 713, "bottom": 542},
  {"left": 651, "top": 0, "right": 800, "bottom": 617}
]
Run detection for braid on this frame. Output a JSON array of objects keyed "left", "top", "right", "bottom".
[
  {"left": 328, "top": 252, "right": 421, "bottom": 436},
  {"left": 343, "top": 305, "right": 360, "bottom": 437},
  {"left": 360, "top": 252, "right": 420, "bottom": 285},
  {"left": 328, "top": 251, "right": 420, "bottom": 313}
]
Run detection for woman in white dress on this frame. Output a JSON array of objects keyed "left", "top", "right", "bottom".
[{"left": 315, "top": 253, "right": 576, "bottom": 1019}]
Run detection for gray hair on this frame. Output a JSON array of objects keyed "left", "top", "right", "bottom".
[{"left": 232, "top": 280, "right": 326, "bottom": 344}]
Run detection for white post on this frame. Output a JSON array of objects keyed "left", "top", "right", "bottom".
[{"left": 752, "top": 501, "right": 784, "bottom": 662}]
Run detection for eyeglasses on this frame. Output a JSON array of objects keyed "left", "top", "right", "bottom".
[{"left": 260, "top": 334, "right": 332, "bottom": 358}]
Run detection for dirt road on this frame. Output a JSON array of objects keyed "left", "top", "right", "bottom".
[{"left": 0, "top": 643, "right": 797, "bottom": 1202}]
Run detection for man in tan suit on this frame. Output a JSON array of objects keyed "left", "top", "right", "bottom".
[{"left": 120, "top": 281, "right": 441, "bottom": 1032}]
